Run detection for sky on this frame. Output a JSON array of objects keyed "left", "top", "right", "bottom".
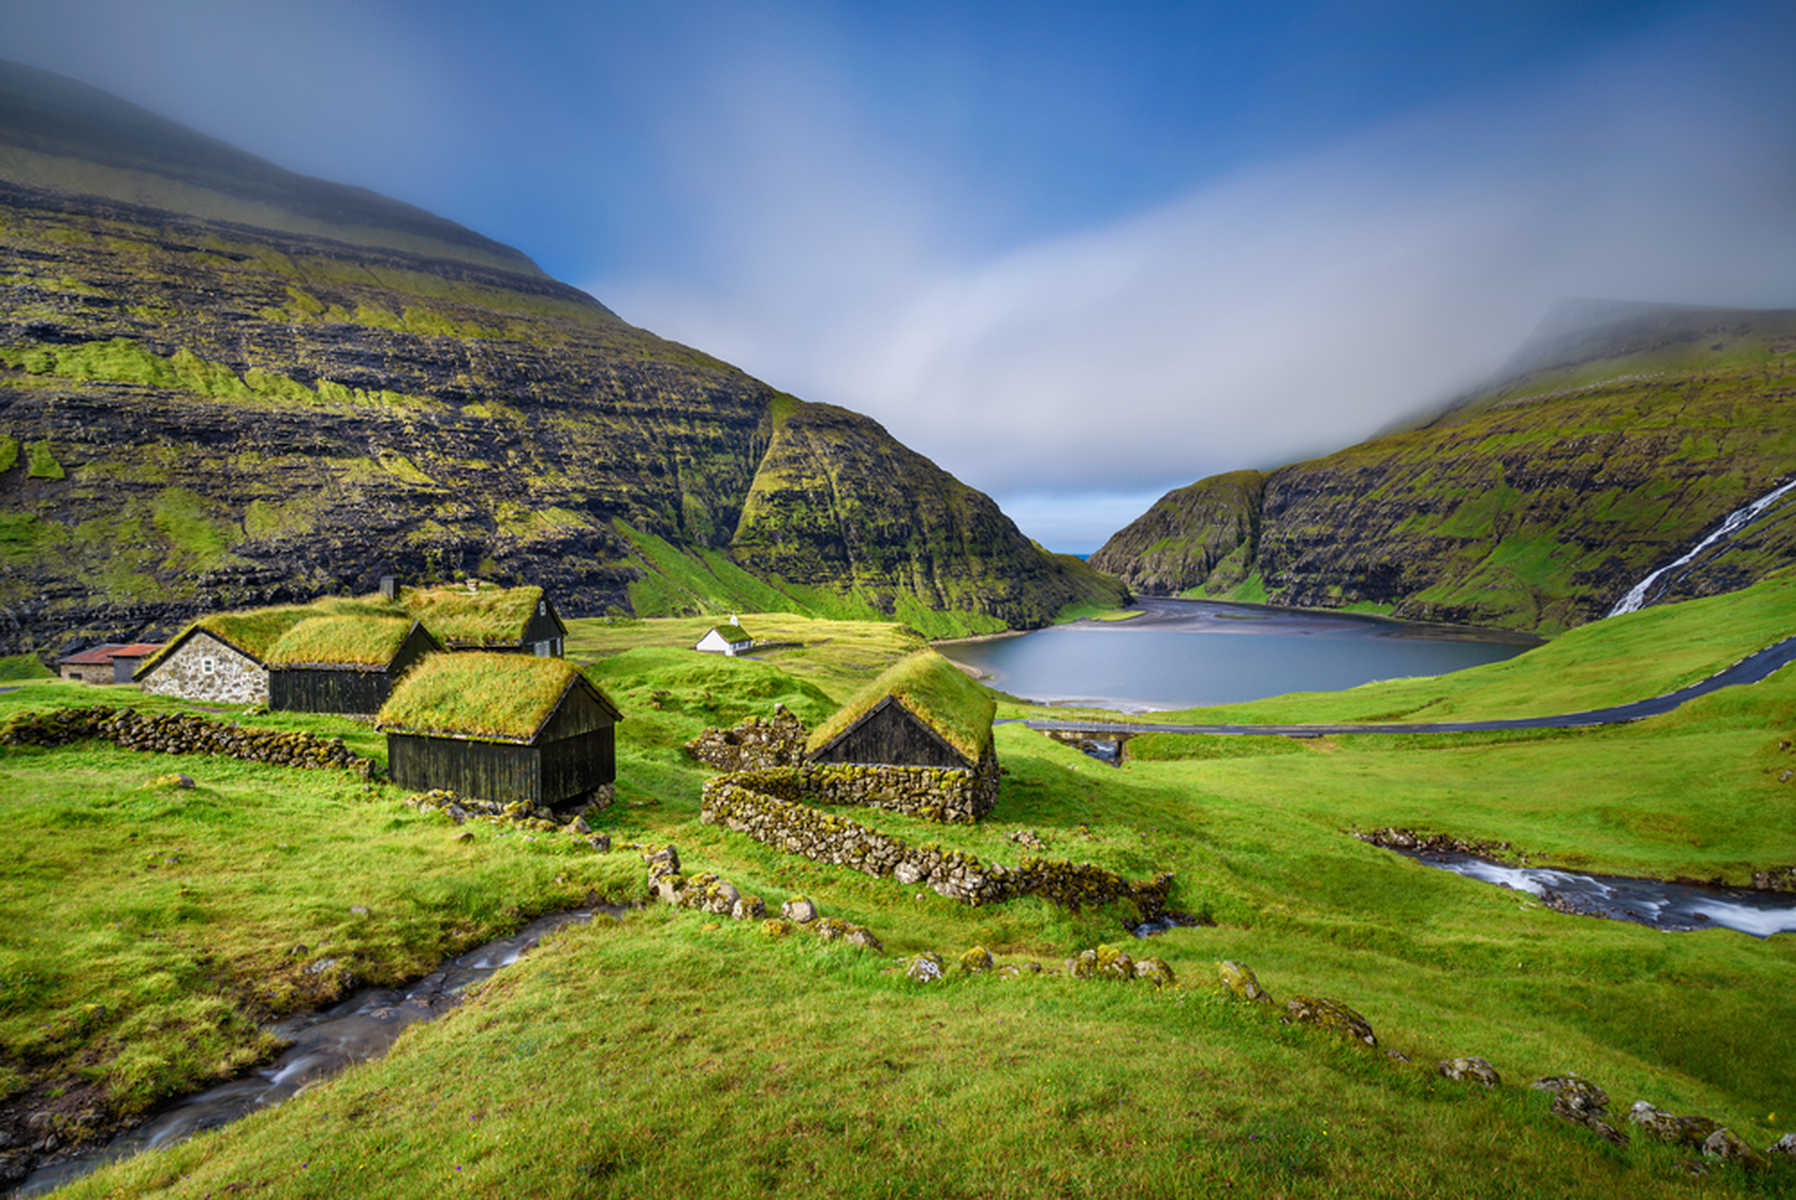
[{"left": 5, "top": 0, "right": 1795, "bottom": 550}]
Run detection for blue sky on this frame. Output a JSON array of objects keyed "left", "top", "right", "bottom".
[{"left": 6, "top": 0, "right": 1795, "bottom": 549}]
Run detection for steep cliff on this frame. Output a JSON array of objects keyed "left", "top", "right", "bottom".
[
  {"left": 1093, "top": 304, "right": 1796, "bottom": 633},
  {"left": 0, "top": 63, "right": 1122, "bottom": 651}
]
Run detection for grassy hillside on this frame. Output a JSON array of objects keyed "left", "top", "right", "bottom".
[
  {"left": 0, "top": 66, "right": 1123, "bottom": 654},
  {"left": 6, "top": 585, "right": 1795, "bottom": 1195},
  {"left": 1093, "top": 305, "right": 1796, "bottom": 634}
]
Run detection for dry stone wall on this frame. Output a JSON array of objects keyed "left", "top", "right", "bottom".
[
  {"left": 684, "top": 705, "right": 807, "bottom": 772},
  {"left": 140, "top": 633, "right": 268, "bottom": 705},
  {"left": 701, "top": 776, "right": 1171, "bottom": 915},
  {"left": 0, "top": 707, "right": 374, "bottom": 776},
  {"left": 718, "top": 754, "right": 998, "bottom": 825}
]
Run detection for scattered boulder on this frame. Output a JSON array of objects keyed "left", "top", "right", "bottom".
[
  {"left": 960, "top": 946, "right": 994, "bottom": 974},
  {"left": 1006, "top": 828, "right": 1045, "bottom": 849},
  {"left": 781, "top": 897, "right": 819, "bottom": 924},
  {"left": 586, "top": 834, "right": 612, "bottom": 853},
  {"left": 1533, "top": 1075, "right": 1625, "bottom": 1145},
  {"left": 811, "top": 917, "right": 852, "bottom": 941},
  {"left": 1284, "top": 996, "right": 1377, "bottom": 1047},
  {"left": 997, "top": 962, "right": 1043, "bottom": 980},
  {"left": 1627, "top": 1102, "right": 1721, "bottom": 1146},
  {"left": 452, "top": 830, "right": 474, "bottom": 844},
  {"left": 730, "top": 896, "right": 766, "bottom": 921},
  {"left": 643, "top": 845, "right": 681, "bottom": 876},
  {"left": 845, "top": 926, "right": 883, "bottom": 953},
  {"left": 1218, "top": 960, "right": 1270, "bottom": 1004},
  {"left": 906, "top": 953, "right": 945, "bottom": 984},
  {"left": 761, "top": 919, "right": 791, "bottom": 939},
  {"left": 1384, "top": 1049, "right": 1413, "bottom": 1064},
  {"left": 153, "top": 773, "right": 195, "bottom": 789},
  {"left": 1768, "top": 1132, "right": 1796, "bottom": 1159},
  {"left": 1438, "top": 1057, "right": 1501, "bottom": 1088},
  {"left": 1702, "top": 1128, "right": 1767, "bottom": 1170},
  {"left": 348, "top": 905, "right": 372, "bottom": 918},
  {"left": 1133, "top": 957, "right": 1175, "bottom": 987}
]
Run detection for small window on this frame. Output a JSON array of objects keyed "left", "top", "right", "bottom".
[
  {"left": 201, "top": 656, "right": 215, "bottom": 674},
  {"left": 538, "top": 601, "right": 546, "bottom": 615}
]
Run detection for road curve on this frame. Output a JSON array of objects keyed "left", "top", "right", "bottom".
[{"left": 1009, "top": 633, "right": 1796, "bottom": 739}]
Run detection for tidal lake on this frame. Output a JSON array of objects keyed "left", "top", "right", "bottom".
[{"left": 940, "top": 597, "right": 1537, "bottom": 711}]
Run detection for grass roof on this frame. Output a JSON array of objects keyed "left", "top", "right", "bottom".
[
  {"left": 378, "top": 652, "right": 609, "bottom": 742},
  {"left": 266, "top": 616, "right": 420, "bottom": 668},
  {"left": 805, "top": 649, "right": 994, "bottom": 763},
  {"left": 401, "top": 585, "right": 546, "bottom": 646},
  {"left": 135, "top": 604, "right": 319, "bottom": 675},
  {"left": 711, "top": 621, "right": 752, "bottom": 642}
]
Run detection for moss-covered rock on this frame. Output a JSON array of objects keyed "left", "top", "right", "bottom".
[
  {"left": 1217, "top": 960, "right": 1270, "bottom": 1004},
  {"left": 904, "top": 953, "right": 945, "bottom": 984},
  {"left": 1284, "top": 995, "right": 1376, "bottom": 1047},
  {"left": 1133, "top": 957, "right": 1175, "bottom": 987},
  {"left": 959, "top": 946, "right": 993, "bottom": 974},
  {"left": 1437, "top": 1057, "right": 1500, "bottom": 1087}
]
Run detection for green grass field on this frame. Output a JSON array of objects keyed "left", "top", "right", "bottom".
[{"left": 5, "top": 580, "right": 1795, "bottom": 1197}]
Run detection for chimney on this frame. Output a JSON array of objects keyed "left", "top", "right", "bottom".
[{"left": 379, "top": 575, "right": 398, "bottom": 601}]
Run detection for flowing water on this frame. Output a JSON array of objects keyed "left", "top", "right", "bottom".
[
  {"left": 13, "top": 907, "right": 618, "bottom": 1198},
  {"left": 1400, "top": 852, "right": 1796, "bottom": 937},
  {"left": 1608, "top": 478, "right": 1796, "bottom": 616},
  {"left": 943, "top": 597, "right": 1535, "bottom": 711}
]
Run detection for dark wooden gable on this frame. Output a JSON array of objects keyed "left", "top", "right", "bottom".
[
  {"left": 523, "top": 596, "right": 568, "bottom": 645},
  {"left": 808, "top": 695, "right": 973, "bottom": 770},
  {"left": 531, "top": 676, "right": 623, "bottom": 745},
  {"left": 389, "top": 621, "right": 441, "bottom": 677}
]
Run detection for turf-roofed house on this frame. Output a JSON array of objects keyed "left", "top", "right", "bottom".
[
  {"left": 806, "top": 649, "right": 1000, "bottom": 820},
  {"left": 378, "top": 653, "right": 623, "bottom": 806},
  {"left": 135, "top": 605, "right": 320, "bottom": 705},
  {"left": 401, "top": 584, "right": 567, "bottom": 657},
  {"left": 695, "top": 617, "right": 755, "bottom": 656},
  {"left": 265, "top": 616, "right": 441, "bottom": 715}
]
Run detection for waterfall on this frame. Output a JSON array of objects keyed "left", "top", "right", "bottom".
[{"left": 1608, "top": 477, "right": 1796, "bottom": 616}]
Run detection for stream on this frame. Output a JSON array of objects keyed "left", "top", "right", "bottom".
[
  {"left": 1400, "top": 851, "right": 1796, "bottom": 937},
  {"left": 13, "top": 906, "right": 617, "bottom": 1198},
  {"left": 1608, "top": 477, "right": 1796, "bottom": 616}
]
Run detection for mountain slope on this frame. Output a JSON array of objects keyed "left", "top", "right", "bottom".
[
  {"left": 1092, "top": 303, "right": 1796, "bottom": 633},
  {"left": 0, "top": 63, "right": 1122, "bottom": 652}
]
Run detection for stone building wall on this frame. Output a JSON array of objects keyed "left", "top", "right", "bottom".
[
  {"left": 140, "top": 632, "right": 267, "bottom": 705},
  {"left": 720, "top": 753, "right": 997, "bottom": 825},
  {"left": 58, "top": 663, "right": 114, "bottom": 685},
  {"left": 700, "top": 776, "right": 1170, "bottom": 915}
]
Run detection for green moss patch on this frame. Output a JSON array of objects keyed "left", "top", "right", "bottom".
[
  {"left": 378, "top": 652, "right": 599, "bottom": 742},
  {"left": 806, "top": 649, "right": 995, "bottom": 762},
  {"left": 0, "top": 436, "right": 18, "bottom": 473},
  {"left": 25, "top": 439, "right": 64, "bottom": 480}
]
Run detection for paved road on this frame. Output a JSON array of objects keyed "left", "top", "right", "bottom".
[{"left": 1011, "top": 634, "right": 1796, "bottom": 739}]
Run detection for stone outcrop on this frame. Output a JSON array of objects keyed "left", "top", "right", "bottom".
[
  {"left": 1531, "top": 1075, "right": 1625, "bottom": 1144},
  {"left": 1627, "top": 1101, "right": 1722, "bottom": 1147},
  {"left": 0, "top": 705, "right": 371, "bottom": 775},
  {"left": 1218, "top": 960, "right": 1272, "bottom": 1004},
  {"left": 700, "top": 777, "right": 1172, "bottom": 916}
]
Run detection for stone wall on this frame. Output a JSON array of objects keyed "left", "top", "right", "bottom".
[
  {"left": 685, "top": 705, "right": 807, "bottom": 772},
  {"left": 0, "top": 706, "right": 374, "bottom": 776},
  {"left": 140, "top": 632, "right": 267, "bottom": 705},
  {"left": 700, "top": 776, "right": 1170, "bottom": 915},
  {"left": 719, "top": 752, "right": 998, "bottom": 825}
]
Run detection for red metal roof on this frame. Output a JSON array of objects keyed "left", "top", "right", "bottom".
[{"left": 58, "top": 642, "right": 162, "bottom": 665}]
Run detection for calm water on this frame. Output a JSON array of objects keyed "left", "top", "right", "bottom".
[{"left": 942, "top": 597, "right": 1535, "bottom": 711}]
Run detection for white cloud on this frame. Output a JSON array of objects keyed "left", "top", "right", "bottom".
[{"left": 598, "top": 7, "right": 1796, "bottom": 550}]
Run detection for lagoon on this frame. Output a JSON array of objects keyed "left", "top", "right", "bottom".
[{"left": 941, "top": 597, "right": 1536, "bottom": 711}]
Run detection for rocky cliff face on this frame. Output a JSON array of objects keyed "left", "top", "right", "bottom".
[
  {"left": 0, "top": 66, "right": 1122, "bottom": 652},
  {"left": 1093, "top": 305, "right": 1796, "bottom": 633}
]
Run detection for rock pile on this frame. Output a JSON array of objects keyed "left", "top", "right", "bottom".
[
  {"left": 701, "top": 778, "right": 1170, "bottom": 916},
  {"left": 1531, "top": 1076, "right": 1625, "bottom": 1145},
  {"left": 639, "top": 845, "right": 882, "bottom": 950},
  {"left": 684, "top": 705, "right": 807, "bottom": 771},
  {"left": 403, "top": 789, "right": 612, "bottom": 849},
  {"left": 1, "top": 706, "right": 373, "bottom": 776}
]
